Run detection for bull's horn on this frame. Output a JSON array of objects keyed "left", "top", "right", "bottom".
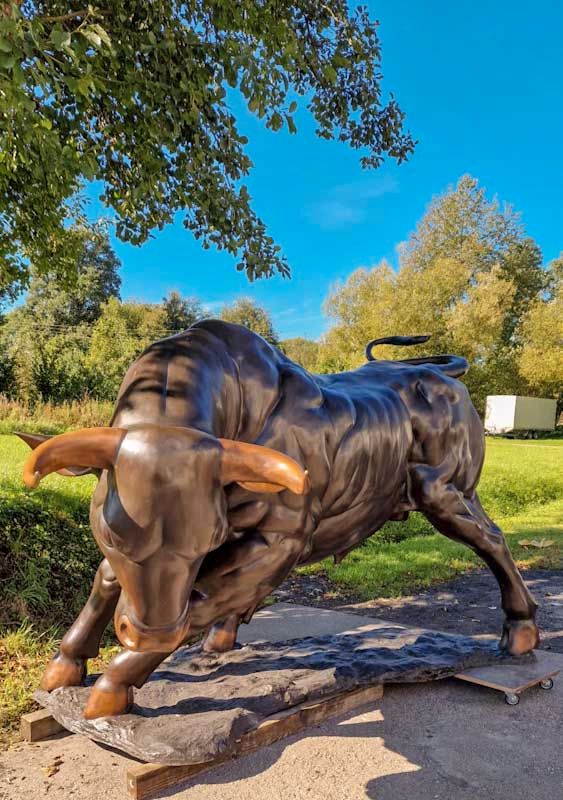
[
  {"left": 219, "top": 439, "right": 310, "bottom": 495},
  {"left": 22, "top": 428, "right": 126, "bottom": 489},
  {"left": 16, "top": 432, "right": 102, "bottom": 478}
]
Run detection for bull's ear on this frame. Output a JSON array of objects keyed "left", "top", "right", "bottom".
[{"left": 219, "top": 439, "right": 310, "bottom": 495}]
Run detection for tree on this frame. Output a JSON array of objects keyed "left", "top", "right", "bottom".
[
  {"left": 321, "top": 260, "right": 400, "bottom": 368},
  {"left": 221, "top": 297, "right": 279, "bottom": 345},
  {"left": 1, "top": 306, "right": 96, "bottom": 402},
  {"left": 162, "top": 291, "right": 206, "bottom": 333},
  {"left": 0, "top": 223, "right": 121, "bottom": 401},
  {"left": 280, "top": 337, "right": 320, "bottom": 372},
  {"left": 0, "top": 2, "right": 415, "bottom": 295},
  {"left": 0, "top": 323, "right": 15, "bottom": 397},
  {"left": 88, "top": 298, "right": 167, "bottom": 400},
  {"left": 399, "top": 175, "right": 523, "bottom": 275},
  {"left": 519, "top": 256, "right": 563, "bottom": 408},
  {"left": 25, "top": 222, "right": 121, "bottom": 326},
  {"left": 320, "top": 177, "right": 552, "bottom": 414}
]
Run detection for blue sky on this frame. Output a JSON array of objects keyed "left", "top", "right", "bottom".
[{"left": 87, "top": 0, "right": 563, "bottom": 340}]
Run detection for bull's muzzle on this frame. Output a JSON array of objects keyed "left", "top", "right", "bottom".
[
  {"left": 114, "top": 587, "right": 208, "bottom": 653},
  {"left": 115, "top": 606, "right": 193, "bottom": 653}
]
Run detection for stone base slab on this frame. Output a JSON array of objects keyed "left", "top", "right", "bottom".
[{"left": 34, "top": 617, "right": 524, "bottom": 765}]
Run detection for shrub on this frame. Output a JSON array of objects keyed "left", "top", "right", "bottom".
[
  {"left": 0, "top": 395, "right": 113, "bottom": 435},
  {"left": 0, "top": 485, "right": 100, "bottom": 628}
]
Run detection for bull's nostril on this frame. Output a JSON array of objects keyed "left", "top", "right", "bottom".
[{"left": 117, "top": 616, "right": 133, "bottom": 642}]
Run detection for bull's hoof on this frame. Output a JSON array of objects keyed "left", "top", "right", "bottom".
[
  {"left": 500, "top": 619, "right": 540, "bottom": 656},
  {"left": 40, "top": 652, "right": 86, "bottom": 691},
  {"left": 83, "top": 680, "right": 133, "bottom": 719},
  {"left": 202, "top": 616, "right": 239, "bottom": 653}
]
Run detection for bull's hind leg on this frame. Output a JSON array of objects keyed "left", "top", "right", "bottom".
[
  {"left": 41, "top": 559, "right": 121, "bottom": 691},
  {"left": 415, "top": 471, "right": 538, "bottom": 655}
]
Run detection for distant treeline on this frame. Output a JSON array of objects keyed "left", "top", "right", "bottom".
[{"left": 0, "top": 176, "right": 561, "bottom": 416}]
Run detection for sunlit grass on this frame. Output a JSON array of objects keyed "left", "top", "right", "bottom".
[
  {"left": 0, "top": 396, "right": 113, "bottom": 436},
  {"left": 0, "top": 620, "right": 118, "bottom": 746}
]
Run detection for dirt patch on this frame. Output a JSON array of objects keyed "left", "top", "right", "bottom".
[{"left": 274, "top": 569, "right": 563, "bottom": 653}]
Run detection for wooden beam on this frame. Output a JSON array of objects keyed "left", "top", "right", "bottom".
[
  {"left": 126, "top": 683, "right": 383, "bottom": 800},
  {"left": 20, "top": 709, "right": 65, "bottom": 742}
]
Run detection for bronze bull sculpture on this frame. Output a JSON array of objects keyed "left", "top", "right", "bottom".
[{"left": 19, "top": 320, "right": 539, "bottom": 719}]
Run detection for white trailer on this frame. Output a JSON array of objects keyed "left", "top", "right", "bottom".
[{"left": 484, "top": 395, "right": 557, "bottom": 438}]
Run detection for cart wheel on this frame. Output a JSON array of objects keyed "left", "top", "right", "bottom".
[
  {"left": 505, "top": 692, "right": 520, "bottom": 705},
  {"left": 540, "top": 678, "right": 554, "bottom": 690}
]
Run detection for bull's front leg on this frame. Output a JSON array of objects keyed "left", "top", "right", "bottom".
[
  {"left": 42, "top": 559, "right": 121, "bottom": 691},
  {"left": 202, "top": 614, "right": 240, "bottom": 653},
  {"left": 83, "top": 531, "right": 305, "bottom": 719},
  {"left": 199, "top": 531, "right": 303, "bottom": 653}
]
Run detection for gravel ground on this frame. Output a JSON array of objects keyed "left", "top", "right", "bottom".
[{"left": 2, "top": 675, "right": 562, "bottom": 800}]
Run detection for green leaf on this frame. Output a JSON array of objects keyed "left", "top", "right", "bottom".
[
  {"left": 269, "top": 111, "right": 282, "bottom": 131},
  {"left": 89, "top": 24, "right": 112, "bottom": 49},
  {"left": 324, "top": 65, "right": 338, "bottom": 84},
  {"left": 0, "top": 36, "right": 12, "bottom": 53},
  {"left": 286, "top": 114, "right": 297, "bottom": 134},
  {"left": 11, "top": 62, "right": 24, "bottom": 85},
  {"left": 82, "top": 156, "right": 97, "bottom": 181},
  {"left": 0, "top": 53, "right": 15, "bottom": 69},
  {"left": 77, "top": 77, "right": 92, "bottom": 97},
  {"left": 81, "top": 30, "right": 101, "bottom": 49},
  {"left": 51, "top": 29, "right": 72, "bottom": 50}
]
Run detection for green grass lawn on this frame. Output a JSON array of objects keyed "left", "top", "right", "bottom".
[{"left": 0, "top": 433, "right": 562, "bottom": 742}]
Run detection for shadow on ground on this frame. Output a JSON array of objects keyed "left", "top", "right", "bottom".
[
  {"left": 278, "top": 568, "right": 563, "bottom": 654},
  {"left": 151, "top": 675, "right": 563, "bottom": 800}
]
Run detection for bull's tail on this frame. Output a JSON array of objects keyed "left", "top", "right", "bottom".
[{"left": 365, "top": 335, "right": 469, "bottom": 378}]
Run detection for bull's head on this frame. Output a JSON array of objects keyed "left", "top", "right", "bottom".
[{"left": 19, "top": 426, "right": 310, "bottom": 653}]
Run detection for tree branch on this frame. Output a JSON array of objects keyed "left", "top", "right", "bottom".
[{"left": 39, "top": 8, "right": 93, "bottom": 24}]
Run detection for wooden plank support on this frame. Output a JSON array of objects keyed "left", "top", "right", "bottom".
[
  {"left": 126, "top": 683, "right": 384, "bottom": 800},
  {"left": 20, "top": 709, "right": 66, "bottom": 742}
]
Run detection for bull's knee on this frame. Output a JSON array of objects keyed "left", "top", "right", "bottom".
[{"left": 98, "top": 558, "right": 120, "bottom": 599}]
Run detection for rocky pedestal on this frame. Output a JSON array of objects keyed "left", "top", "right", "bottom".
[{"left": 36, "top": 620, "right": 523, "bottom": 765}]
